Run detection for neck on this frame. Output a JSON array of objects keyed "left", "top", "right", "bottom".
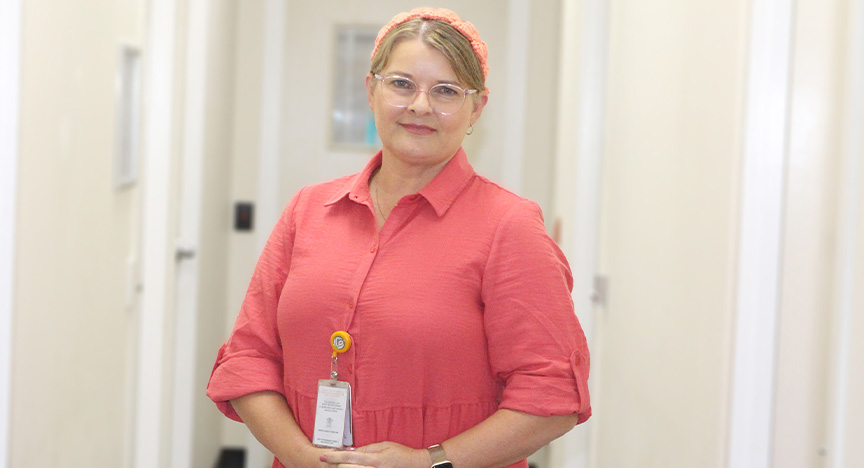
[
  {"left": 373, "top": 150, "right": 452, "bottom": 198},
  {"left": 369, "top": 150, "right": 453, "bottom": 229}
]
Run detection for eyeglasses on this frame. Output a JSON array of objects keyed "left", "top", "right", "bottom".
[{"left": 373, "top": 74, "right": 478, "bottom": 115}]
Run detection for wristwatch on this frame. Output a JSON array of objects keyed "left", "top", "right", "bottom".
[{"left": 427, "top": 444, "right": 453, "bottom": 468}]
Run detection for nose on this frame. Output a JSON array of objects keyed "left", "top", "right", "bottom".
[{"left": 407, "top": 89, "right": 434, "bottom": 115}]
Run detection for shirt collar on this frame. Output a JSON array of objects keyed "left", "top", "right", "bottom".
[
  {"left": 324, "top": 152, "right": 382, "bottom": 207},
  {"left": 419, "top": 147, "right": 475, "bottom": 217},
  {"left": 324, "top": 148, "right": 475, "bottom": 217}
]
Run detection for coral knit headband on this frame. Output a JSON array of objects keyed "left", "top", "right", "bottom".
[{"left": 371, "top": 7, "right": 489, "bottom": 83}]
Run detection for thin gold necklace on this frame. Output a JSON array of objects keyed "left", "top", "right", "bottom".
[{"left": 373, "top": 181, "right": 388, "bottom": 221}]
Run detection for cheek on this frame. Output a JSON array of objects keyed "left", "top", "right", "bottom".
[
  {"left": 441, "top": 114, "right": 470, "bottom": 135},
  {"left": 372, "top": 98, "right": 401, "bottom": 124}
]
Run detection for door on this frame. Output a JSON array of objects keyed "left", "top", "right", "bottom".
[{"left": 591, "top": 2, "right": 748, "bottom": 467}]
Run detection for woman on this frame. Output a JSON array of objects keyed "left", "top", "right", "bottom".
[{"left": 207, "top": 8, "right": 590, "bottom": 468}]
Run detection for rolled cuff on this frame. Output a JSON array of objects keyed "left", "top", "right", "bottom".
[
  {"left": 497, "top": 350, "right": 591, "bottom": 423},
  {"left": 207, "top": 344, "right": 285, "bottom": 422}
]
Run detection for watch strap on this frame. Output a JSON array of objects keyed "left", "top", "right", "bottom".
[{"left": 427, "top": 444, "right": 451, "bottom": 467}]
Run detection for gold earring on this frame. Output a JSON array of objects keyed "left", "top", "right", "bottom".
[{"left": 466, "top": 125, "right": 474, "bottom": 135}]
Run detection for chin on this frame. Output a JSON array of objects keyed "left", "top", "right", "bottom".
[{"left": 388, "top": 145, "right": 449, "bottom": 166}]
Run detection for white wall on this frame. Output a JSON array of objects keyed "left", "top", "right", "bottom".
[
  {"left": 587, "top": 1, "right": 864, "bottom": 467},
  {"left": 522, "top": 0, "right": 563, "bottom": 224},
  {"left": 592, "top": 0, "right": 747, "bottom": 466},
  {"left": 11, "top": 0, "right": 143, "bottom": 466},
  {"left": 10, "top": 0, "right": 235, "bottom": 466},
  {"left": 8, "top": 0, "right": 862, "bottom": 467}
]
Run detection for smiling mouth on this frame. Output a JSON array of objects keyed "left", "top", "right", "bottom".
[{"left": 400, "top": 123, "right": 436, "bottom": 135}]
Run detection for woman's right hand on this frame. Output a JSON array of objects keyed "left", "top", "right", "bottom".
[{"left": 231, "top": 391, "right": 326, "bottom": 468}]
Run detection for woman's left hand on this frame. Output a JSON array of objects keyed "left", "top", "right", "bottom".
[{"left": 321, "top": 442, "right": 429, "bottom": 468}]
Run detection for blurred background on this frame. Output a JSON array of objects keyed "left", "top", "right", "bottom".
[{"left": 1, "top": 0, "right": 862, "bottom": 467}]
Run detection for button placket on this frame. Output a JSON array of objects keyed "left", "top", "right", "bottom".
[
  {"left": 342, "top": 219, "right": 381, "bottom": 331},
  {"left": 377, "top": 197, "right": 422, "bottom": 247}
]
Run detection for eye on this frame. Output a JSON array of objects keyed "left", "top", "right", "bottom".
[
  {"left": 431, "top": 85, "right": 462, "bottom": 99},
  {"left": 385, "top": 77, "right": 416, "bottom": 92}
]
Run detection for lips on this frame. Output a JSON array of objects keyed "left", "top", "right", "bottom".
[{"left": 400, "top": 123, "right": 436, "bottom": 135}]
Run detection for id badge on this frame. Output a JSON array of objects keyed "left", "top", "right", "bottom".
[
  {"left": 312, "top": 331, "right": 355, "bottom": 449},
  {"left": 313, "top": 379, "right": 353, "bottom": 448}
]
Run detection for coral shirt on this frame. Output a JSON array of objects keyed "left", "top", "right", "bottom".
[{"left": 207, "top": 149, "right": 591, "bottom": 468}]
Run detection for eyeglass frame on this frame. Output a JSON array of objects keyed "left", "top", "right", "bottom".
[{"left": 372, "top": 73, "right": 479, "bottom": 115}]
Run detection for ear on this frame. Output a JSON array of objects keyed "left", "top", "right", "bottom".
[
  {"left": 366, "top": 74, "right": 375, "bottom": 109},
  {"left": 469, "top": 93, "right": 488, "bottom": 126}
]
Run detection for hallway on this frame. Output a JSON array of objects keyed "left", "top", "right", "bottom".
[{"left": 1, "top": 1, "right": 863, "bottom": 467}]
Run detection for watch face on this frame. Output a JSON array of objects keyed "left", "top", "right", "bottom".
[{"left": 432, "top": 462, "right": 453, "bottom": 468}]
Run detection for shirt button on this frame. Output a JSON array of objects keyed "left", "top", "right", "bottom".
[
  {"left": 347, "top": 298, "right": 355, "bottom": 309},
  {"left": 370, "top": 245, "right": 377, "bottom": 253},
  {"left": 573, "top": 354, "right": 581, "bottom": 365}
]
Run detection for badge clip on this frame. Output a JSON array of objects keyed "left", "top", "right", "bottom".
[{"left": 329, "top": 331, "right": 352, "bottom": 380}]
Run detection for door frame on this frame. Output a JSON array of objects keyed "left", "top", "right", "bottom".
[
  {"left": 0, "top": 1, "right": 22, "bottom": 467},
  {"left": 170, "top": 0, "right": 209, "bottom": 466},
  {"left": 549, "top": 1, "right": 607, "bottom": 468},
  {"left": 134, "top": 0, "right": 177, "bottom": 465},
  {"left": 728, "top": 0, "right": 796, "bottom": 466},
  {"left": 826, "top": 1, "right": 864, "bottom": 464},
  {"left": 136, "top": 0, "right": 213, "bottom": 465}
]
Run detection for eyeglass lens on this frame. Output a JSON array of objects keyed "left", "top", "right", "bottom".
[{"left": 379, "top": 76, "right": 468, "bottom": 115}]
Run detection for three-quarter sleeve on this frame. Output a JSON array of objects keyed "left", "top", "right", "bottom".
[
  {"left": 481, "top": 200, "right": 591, "bottom": 423},
  {"left": 206, "top": 194, "right": 300, "bottom": 421}
]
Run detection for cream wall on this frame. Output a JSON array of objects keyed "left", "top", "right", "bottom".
[
  {"left": 522, "top": 0, "right": 563, "bottom": 224},
  {"left": 589, "top": 1, "right": 864, "bottom": 467},
  {"left": 8, "top": 0, "right": 863, "bottom": 467},
  {"left": 11, "top": 0, "right": 143, "bottom": 466},
  {"left": 11, "top": 0, "right": 235, "bottom": 466},
  {"left": 592, "top": 0, "right": 745, "bottom": 466}
]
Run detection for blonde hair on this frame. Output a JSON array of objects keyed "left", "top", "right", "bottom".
[{"left": 370, "top": 18, "right": 485, "bottom": 93}]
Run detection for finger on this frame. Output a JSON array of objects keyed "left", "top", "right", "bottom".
[
  {"left": 321, "top": 451, "right": 377, "bottom": 467},
  {"left": 354, "top": 442, "right": 391, "bottom": 453}
]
